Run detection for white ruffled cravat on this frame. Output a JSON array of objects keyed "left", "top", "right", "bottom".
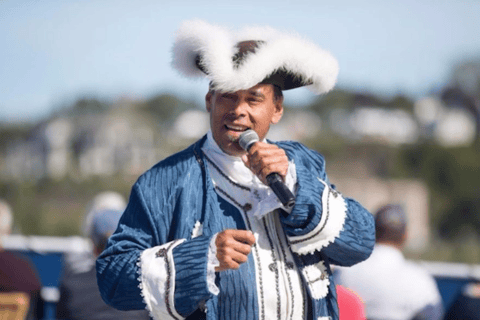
[{"left": 202, "top": 130, "right": 296, "bottom": 218}]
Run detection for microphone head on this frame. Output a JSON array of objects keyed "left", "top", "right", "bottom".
[{"left": 239, "top": 130, "right": 259, "bottom": 151}]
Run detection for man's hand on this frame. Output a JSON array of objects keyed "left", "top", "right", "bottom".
[
  {"left": 241, "top": 142, "right": 289, "bottom": 185},
  {"left": 215, "top": 229, "right": 256, "bottom": 272}
]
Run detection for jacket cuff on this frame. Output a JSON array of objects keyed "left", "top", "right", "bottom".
[
  {"left": 286, "top": 178, "right": 347, "bottom": 255},
  {"left": 137, "top": 239, "right": 186, "bottom": 320},
  {"left": 207, "top": 234, "right": 220, "bottom": 295},
  {"left": 172, "top": 235, "right": 216, "bottom": 317}
]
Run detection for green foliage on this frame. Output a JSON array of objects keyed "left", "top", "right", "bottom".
[
  {"left": 0, "top": 124, "right": 33, "bottom": 151},
  {"left": 307, "top": 89, "right": 414, "bottom": 115},
  {"left": 71, "top": 97, "right": 109, "bottom": 114},
  {"left": 307, "top": 89, "right": 356, "bottom": 114},
  {"left": 397, "top": 141, "right": 480, "bottom": 242},
  {"left": 0, "top": 175, "right": 135, "bottom": 236},
  {"left": 452, "top": 58, "right": 480, "bottom": 98},
  {"left": 386, "top": 94, "right": 414, "bottom": 111},
  {"left": 141, "top": 93, "right": 197, "bottom": 123}
]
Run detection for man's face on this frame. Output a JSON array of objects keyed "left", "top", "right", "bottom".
[{"left": 205, "top": 83, "right": 283, "bottom": 157}]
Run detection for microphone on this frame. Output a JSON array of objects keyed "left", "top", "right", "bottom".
[{"left": 239, "top": 130, "right": 296, "bottom": 209}]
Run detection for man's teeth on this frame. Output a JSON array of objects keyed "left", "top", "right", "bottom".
[{"left": 226, "top": 125, "right": 246, "bottom": 131}]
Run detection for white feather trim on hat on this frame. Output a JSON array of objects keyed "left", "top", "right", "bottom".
[{"left": 171, "top": 19, "right": 339, "bottom": 95}]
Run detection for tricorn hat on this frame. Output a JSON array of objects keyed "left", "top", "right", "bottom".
[{"left": 172, "top": 20, "right": 339, "bottom": 94}]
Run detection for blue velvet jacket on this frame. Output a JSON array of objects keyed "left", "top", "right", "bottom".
[{"left": 96, "top": 136, "right": 375, "bottom": 320}]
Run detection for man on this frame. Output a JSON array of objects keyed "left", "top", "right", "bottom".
[
  {"left": 334, "top": 204, "right": 444, "bottom": 320},
  {"left": 0, "top": 199, "right": 42, "bottom": 320},
  {"left": 56, "top": 192, "right": 149, "bottom": 320},
  {"left": 97, "top": 20, "right": 375, "bottom": 320}
]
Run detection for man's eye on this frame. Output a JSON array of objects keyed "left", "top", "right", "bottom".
[{"left": 222, "top": 94, "right": 236, "bottom": 100}]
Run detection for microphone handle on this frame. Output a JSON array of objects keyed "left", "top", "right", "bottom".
[{"left": 266, "top": 173, "right": 296, "bottom": 209}]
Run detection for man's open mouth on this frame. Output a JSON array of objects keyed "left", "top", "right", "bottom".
[{"left": 225, "top": 125, "right": 249, "bottom": 132}]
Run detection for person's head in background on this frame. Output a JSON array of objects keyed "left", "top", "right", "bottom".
[
  {"left": 89, "top": 208, "right": 124, "bottom": 256},
  {"left": 0, "top": 199, "right": 13, "bottom": 248},
  {"left": 374, "top": 204, "right": 407, "bottom": 249},
  {"left": 82, "top": 191, "right": 126, "bottom": 255}
]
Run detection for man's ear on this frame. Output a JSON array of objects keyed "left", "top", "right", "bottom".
[
  {"left": 271, "top": 96, "right": 284, "bottom": 124},
  {"left": 205, "top": 91, "right": 213, "bottom": 112}
]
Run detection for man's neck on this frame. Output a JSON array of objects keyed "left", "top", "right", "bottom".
[{"left": 205, "top": 131, "right": 243, "bottom": 159}]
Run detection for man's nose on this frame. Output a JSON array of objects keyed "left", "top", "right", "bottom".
[{"left": 229, "top": 98, "right": 248, "bottom": 116}]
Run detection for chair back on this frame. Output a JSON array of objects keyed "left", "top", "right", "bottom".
[{"left": 0, "top": 292, "right": 30, "bottom": 320}]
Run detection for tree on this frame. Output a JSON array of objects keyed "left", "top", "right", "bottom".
[
  {"left": 443, "top": 59, "right": 480, "bottom": 140},
  {"left": 141, "top": 93, "right": 196, "bottom": 124},
  {"left": 71, "top": 97, "right": 109, "bottom": 114}
]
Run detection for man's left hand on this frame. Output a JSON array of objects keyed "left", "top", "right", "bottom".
[{"left": 241, "top": 142, "right": 288, "bottom": 185}]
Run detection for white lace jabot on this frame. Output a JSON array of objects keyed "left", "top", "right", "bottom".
[{"left": 202, "top": 130, "right": 296, "bottom": 218}]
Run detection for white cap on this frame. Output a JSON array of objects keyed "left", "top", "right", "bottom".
[{"left": 82, "top": 191, "right": 126, "bottom": 238}]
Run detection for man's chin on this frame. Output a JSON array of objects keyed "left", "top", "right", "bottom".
[
  {"left": 221, "top": 141, "right": 244, "bottom": 156},
  {"left": 226, "top": 132, "right": 241, "bottom": 143}
]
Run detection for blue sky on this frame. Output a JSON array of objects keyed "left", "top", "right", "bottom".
[{"left": 1, "top": 0, "right": 480, "bottom": 122}]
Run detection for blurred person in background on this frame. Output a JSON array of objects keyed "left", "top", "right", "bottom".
[
  {"left": 96, "top": 20, "right": 375, "bottom": 320},
  {"left": 56, "top": 192, "right": 149, "bottom": 320},
  {"left": 334, "top": 204, "right": 444, "bottom": 320},
  {"left": 0, "top": 199, "right": 42, "bottom": 319},
  {"left": 62, "top": 191, "right": 127, "bottom": 273}
]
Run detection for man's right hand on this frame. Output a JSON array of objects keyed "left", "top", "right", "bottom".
[{"left": 215, "top": 229, "right": 256, "bottom": 272}]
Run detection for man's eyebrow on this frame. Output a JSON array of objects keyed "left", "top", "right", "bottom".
[{"left": 248, "top": 90, "right": 266, "bottom": 98}]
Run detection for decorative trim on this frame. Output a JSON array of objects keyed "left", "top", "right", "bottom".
[
  {"left": 215, "top": 186, "right": 252, "bottom": 213},
  {"left": 138, "top": 239, "right": 186, "bottom": 320},
  {"left": 203, "top": 144, "right": 269, "bottom": 318},
  {"left": 288, "top": 178, "right": 347, "bottom": 255},
  {"left": 204, "top": 154, "right": 251, "bottom": 192},
  {"left": 302, "top": 261, "right": 330, "bottom": 300},
  {"left": 157, "top": 242, "right": 178, "bottom": 319},
  {"left": 262, "top": 217, "right": 281, "bottom": 320},
  {"left": 272, "top": 214, "right": 298, "bottom": 320},
  {"left": 247, "top": 216, "right": 266, "bottom": 320},
  {"left": 220, "top": 190, "right": 266, "bottom": 320},
  {"left": 136, "top": 257, "right": 151, "bottom": 317},
  {"left": 204, "top": 147, "right": 302, "bottom": 319},
  {"left": 191, "top": 221, "right": 203, "bottom": 238},
  {"left": 207, "top": 234, "right": 220, "bottom": 295},
  {"left": 213, "top": 186, "right": 266, "bottom": 320}
]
